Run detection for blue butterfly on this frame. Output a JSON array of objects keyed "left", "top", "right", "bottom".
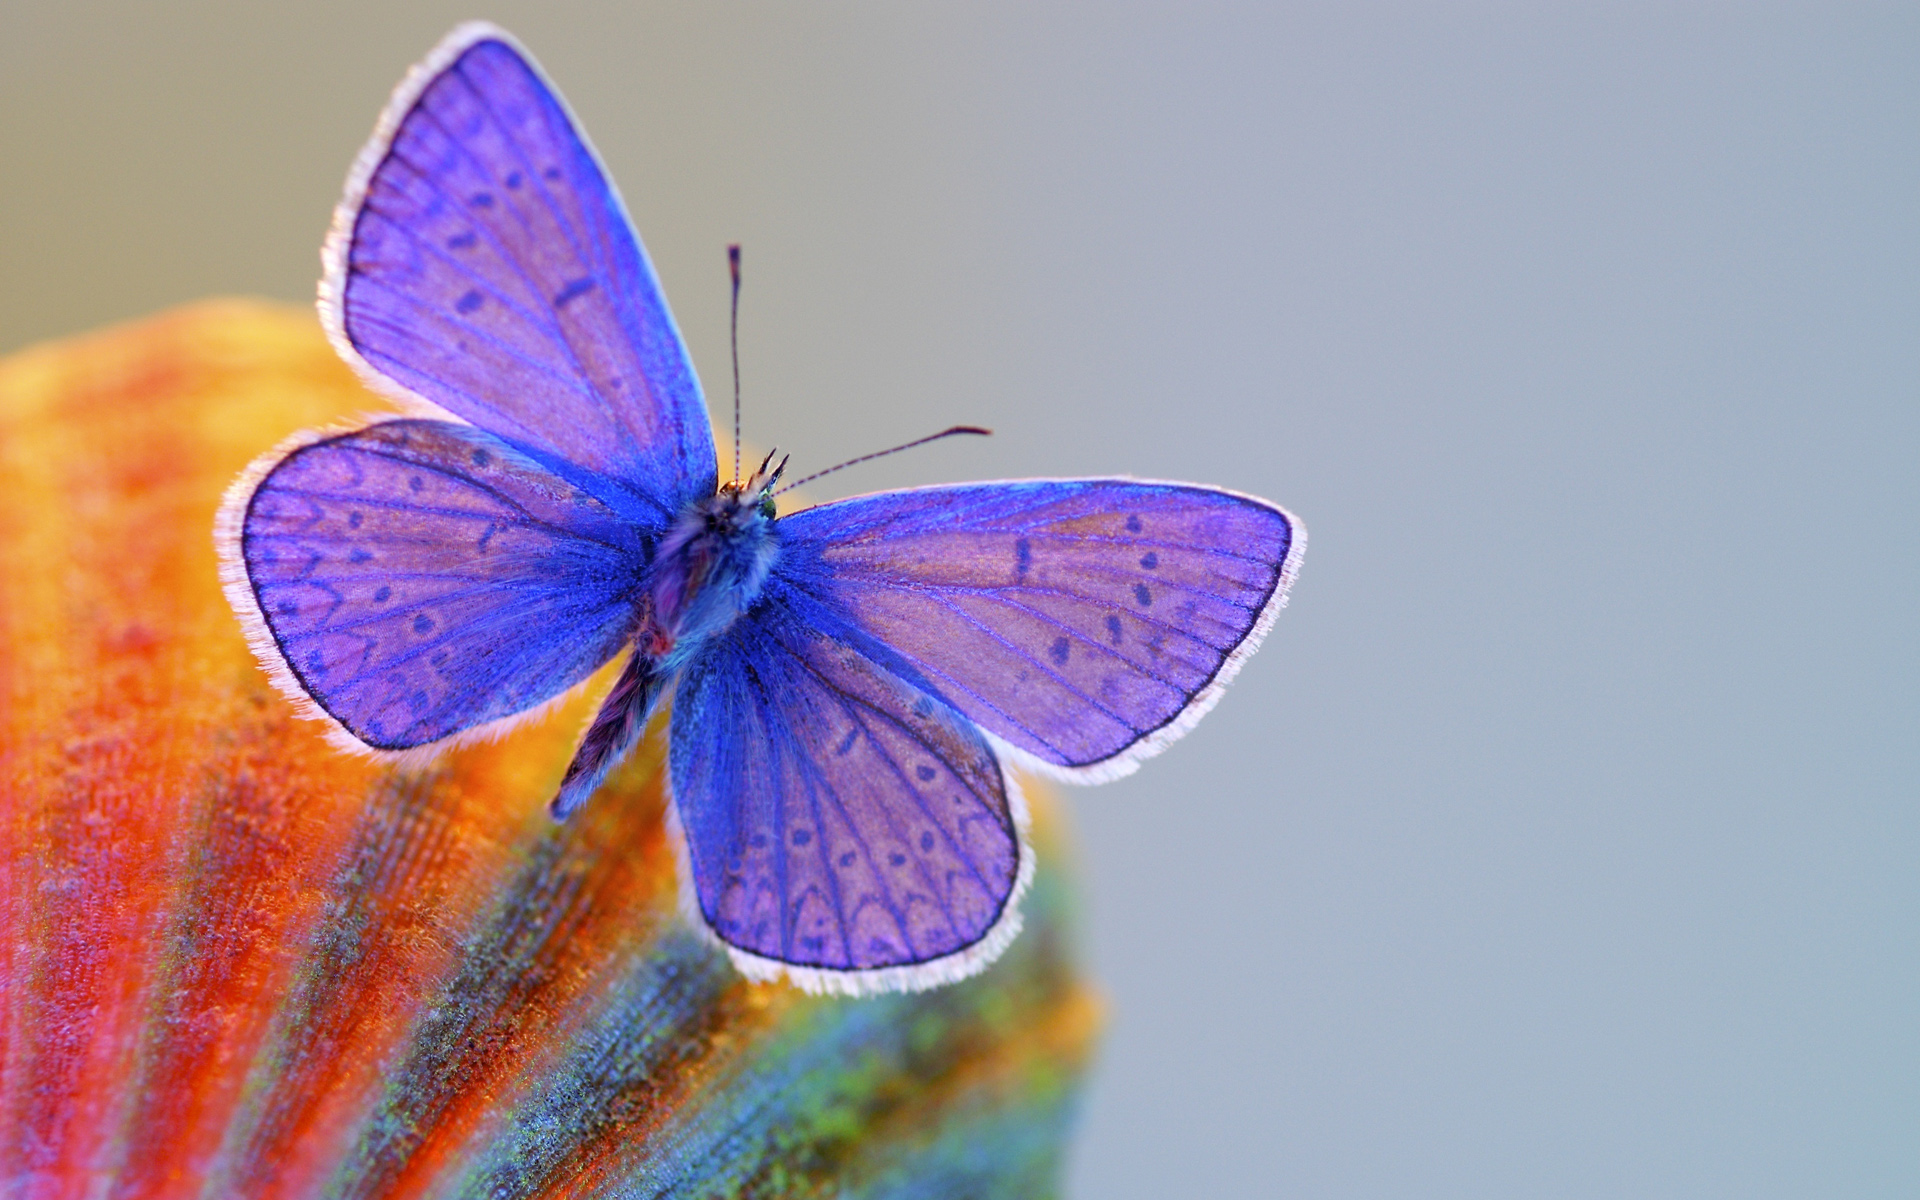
[{"left": 216, "top": 23, "right": 1304, "bottom": 995}]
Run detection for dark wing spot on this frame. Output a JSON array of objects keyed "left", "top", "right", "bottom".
[
  {"left": 839, "top": 852, "right": 857, "bottom": 868},
  {"left": 429, "top": 651, "right": 449, "bottom": 667},
  {"left": 1105, "top": 614, "right": 1123, "bottom": 644},
  {"left": 836, "top": 727, "right": 860, "bottom": 755},
  {"left": 915, "top": 765, "right": 936, "bottom": 782},
  {"left": 446, "top": 231, "right": 477, "bottom": 251},
  {"left": 413, "top": 614, "right": 433, "bottom": 634},
  {"left": 553, "top": 277, "right": 596, "bottom": 307},
  {"left": 455, "top": 289, "right": 484, "bottom": 314},
  {"left": 408, "top": 475, "right": 423, "bottom": 493},
  {"left": 792, "top": 829, "right": 812, "bottom": 846},
  {"left": 348, "top": 512, "right": 363, "bottom": 529},
  {"left": 470, "top": 191, "right": 494, "bottom": 208},
  {"left": 349, "top": 549, "right": 372, "bottom": 564},
  {"left": 504, "top": 170, "right": 522, "bottom": 188},
  {"left": 543, "top": 165, "right": 563, "bottom": 181},
  {"left": 1139, "top": 551, "right": 1159, "bottom": 569},
  {"left": 752, "top": 834, "right": 769, "bottom": 849},
  {"left": 471, "top": 448, "right": 491, "bottom": 466},
  {"left": 889, "top": 852, "right": 907, "bottom": 867},
  {"left": 1015, "top": 537, "right": 1032, "bottom": 577},
  {"left": 912, "top": 697, "right": 934, "bottom": 719},
  {"left": 409, "top": 690, "right": 430, "bottom": 712},
  {"left": 1049, "top": 636, "right": 1070, "bottom": 665},
  {"left": 1134, "top": 583, "right": 1153, "bottom": 607},
  {"left": 373, "top": 586, "right": 391, "bottom": 602},
  {"left": 802, "top": 934, "right": 824, "bottom": 953},
  {"left": 1126, "top": 514, "right": 1143, "bottom": 533},
  {"left": 919, "top": 832, "right": 935, "bottom": 853},
  {"left": 277, "top": 601, "right": 298, "bottom": 617},
  {"left": 477, "top": 525, "right": 497, "bottom": 551}
]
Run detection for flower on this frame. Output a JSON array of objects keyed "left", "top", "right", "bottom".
[{"left": 0, "top": 300, "right": 1098, "bottom": 1198}]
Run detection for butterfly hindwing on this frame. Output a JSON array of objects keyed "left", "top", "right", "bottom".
[
  {"left": 670, "top": 585, "right": 1027, "bottom": 993},
  {"left": 774, "top": 479, "right": 1303, "bottom": 779},
  {"left": 326, "top": 25, "right": 715, "bottom": 522},
  {"left": 231, "top": 419, "right": 647, "bottom": 751}
]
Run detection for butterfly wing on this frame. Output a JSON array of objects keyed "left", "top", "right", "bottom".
[
  {"left": 220, "top": 419, "right": 647, "bottom": 753},
  {"left": 669, "top": 584, "right": 1028, "bottom": 994},
  {"left": 322, "top": 23, "right": 714, "bottom": 522},
  {"left": 773, "top": 479, "right": 1304, "bottom": 781}
]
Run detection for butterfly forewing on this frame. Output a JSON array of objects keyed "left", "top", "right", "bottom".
[
  {"left": 239, "top": 420, "right": 646, "bottom": 749},
  {"left": 332, "top": 31, "right": 714, "bottom": 521},
  {"left": 776, "top": 480, "right": 1300, "bottom": 774},
  {"left": 671, "top": 588, "right": 1023, "bottom": 985}
]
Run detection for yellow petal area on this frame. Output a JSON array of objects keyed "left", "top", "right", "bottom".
[{"left": 0, "top": 300, "right": 1098, "bottom": 1199}]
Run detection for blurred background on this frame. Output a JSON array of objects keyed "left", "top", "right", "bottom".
[{"left": 4, "top": 3, "right": 1915, "bottom": 1196}]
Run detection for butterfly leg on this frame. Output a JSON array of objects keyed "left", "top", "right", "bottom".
[{"left": 550, "top": 649, "right": 665, "bottom": 819}]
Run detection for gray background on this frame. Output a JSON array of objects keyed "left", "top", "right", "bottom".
[{"left": 4, "top": 4, "right": 1915, "bottom": 1196}]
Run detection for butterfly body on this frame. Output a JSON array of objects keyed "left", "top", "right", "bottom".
[
  {"left": 645, "top": 471, "right": 782, "bottom": 668},
  {"left": 550, "top": 468, "right": 784, "bottom": 818},
  {"left": 217, "top": 23, "right": 1305, "bottom": 994}
]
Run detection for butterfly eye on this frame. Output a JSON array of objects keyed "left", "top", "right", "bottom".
[{"left": 759, "top": 493, "right": 777, "bottom": 520}]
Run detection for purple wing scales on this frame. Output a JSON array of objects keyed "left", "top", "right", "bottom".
[
  {"left": 326, "top": 26, "right": 714, "bottom": 520},
  {"left": 235, "top": 420, "right": 645, "bottom": 750},
  {"left": 775, "top": 480, "right": 1302, "bottom": 776},
  {"left": 671, "top": 591, "right": 1026, "bottom": 992}
]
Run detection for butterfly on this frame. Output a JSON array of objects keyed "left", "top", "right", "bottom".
[{"left": 215, "top": 22, "right": 1305, "bottom": 995}]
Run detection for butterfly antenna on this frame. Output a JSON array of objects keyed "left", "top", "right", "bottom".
[
  {"left": 778, "top": 426, "right": 992, "bottom": 495},
  {"left": 729, "top": 244, "right": 743, "bottom": 487}
]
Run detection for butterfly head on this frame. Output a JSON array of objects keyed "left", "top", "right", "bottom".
[
  {"left": 718, "top": 449, "right": 788, "bottom": 524},
  {"left": 702, "top": 449, "right": 783, "bottom": 533}
]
